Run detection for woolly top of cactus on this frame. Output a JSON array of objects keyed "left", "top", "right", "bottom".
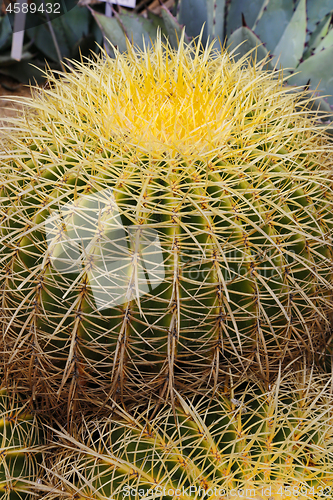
[{"left": 5, "top": 31, "right": 331, "bottom": 162}]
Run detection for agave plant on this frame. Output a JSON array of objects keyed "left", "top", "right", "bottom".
[
  {"left": 0, "top": 386, "right": 44, "bottom": 499},
  {"left": 91, "top": 0, "right": 333, "bottom": 114},
  {"left": 39, "top": 369, "right": 333, "bottom": 499},
  {"left": 1, "top": 34, "right": 333, "bottom": 418},
  {"left": 0, "top": 0, "right": 103, "bottom": 85}
]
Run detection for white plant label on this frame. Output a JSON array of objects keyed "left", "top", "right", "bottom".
[{"left": 102, "top": 0, "right": 136, "bottom": 8}]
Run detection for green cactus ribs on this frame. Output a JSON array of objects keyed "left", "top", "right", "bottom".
[
  {"left": 39, "top": 370, "right": 333, "bottom": 500},
  {"left": 1, "top": 35, "right": 333, "bottom": 417},
  {"left": 0, "top": 387, "right": 43, "bottom": 500}
]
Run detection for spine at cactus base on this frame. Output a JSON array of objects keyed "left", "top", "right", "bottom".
[
  {"left": 1, "top": 34, "right": 333, "bottom": 415},
  {"left": 40, "top": 371, "right": 333, "bottom": 500}
]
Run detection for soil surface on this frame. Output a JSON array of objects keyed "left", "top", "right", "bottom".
[{"left": 0, "top": 75, "right": 34, "bottom": 126}]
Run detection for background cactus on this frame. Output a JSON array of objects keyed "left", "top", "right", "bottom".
[
  {"left": 1, "top": 36, "right": 333, "bottom": 418},
  {"left": 0, "top": 387, "right": 43, "bottom": 499},
  {"left": 40, "top": 370, "right": 333, "bottom": 500}
]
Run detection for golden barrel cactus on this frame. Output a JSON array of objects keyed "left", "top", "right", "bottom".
[
  {"left": 0, "top": 387, "right": 43, "bottom": 499},
  {"left": 1, "top": 33, "right": 333, "bottom": 414},
  {"left": 41, "top": 371, "right": 333, "bottom": 500}
]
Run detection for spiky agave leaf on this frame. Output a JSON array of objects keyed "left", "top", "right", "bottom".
[
  {"left": 0, "top": 386, "right": 44, "bottom": 499},
  {"left": 0, "top": 33, "right": 333, "bottom": 416},
  {"left": 41, "top": 369, "right": 333, "bottom": 500}
]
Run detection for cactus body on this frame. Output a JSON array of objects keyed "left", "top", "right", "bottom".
[
  {"left": 0, "top": 388, "right": 42, "bottom": 499},
  {"left": 43, "top": 372, "right": 333, "bottom": 500},
  {"left": 1, "top": 36, "right": 333, "bottom": 412}
]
